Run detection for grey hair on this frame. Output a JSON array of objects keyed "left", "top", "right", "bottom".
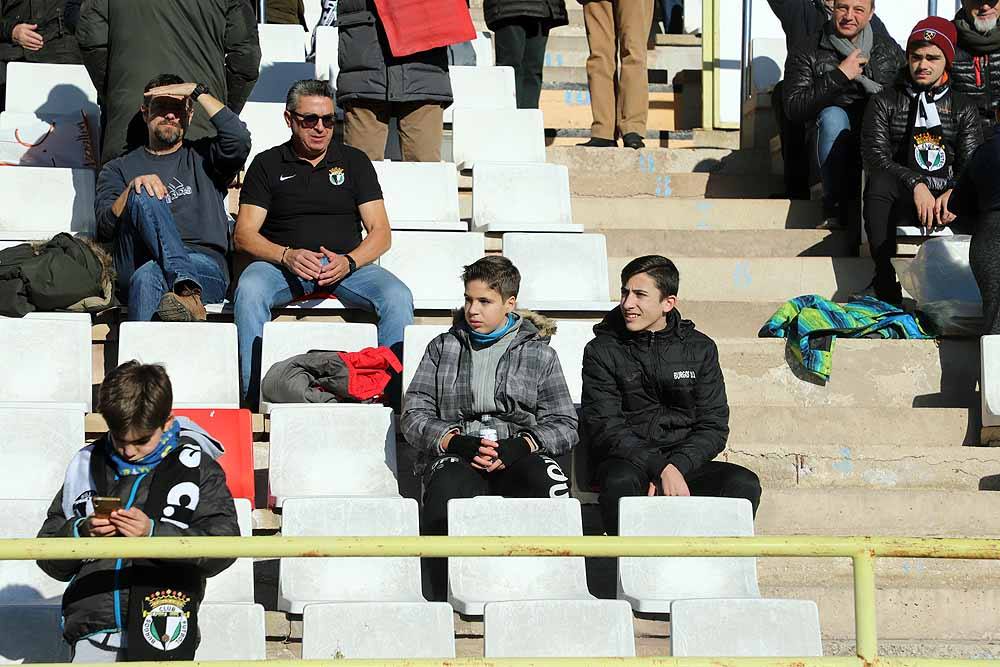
[{"left": 285, "top": 79, "right": 334, "bottom": 113}]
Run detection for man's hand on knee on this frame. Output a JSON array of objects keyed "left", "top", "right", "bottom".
[
  {"left": 129, "top": 174, "right": 169, "bottom": 200},
  {"left": 648, "top": 463, "right": 691, "bottom": 497},
  {"left": 913, "top": 183, "right": 937, "bottom": 230},
  {"left": 316, "top": 246, "right": 352, "bottom": 286},
  {"left": 282, "top": 248, "right": 324, "bottom": 281}
]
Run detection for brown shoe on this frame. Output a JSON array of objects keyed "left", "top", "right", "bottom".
[{"left": 157, "top": 290, "right": 207, "bottom": 322}]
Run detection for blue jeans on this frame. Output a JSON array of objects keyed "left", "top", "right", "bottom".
[
  {"left": 114, "top": 191, "right": 228, "bottom": 321},
  {"left": 815, "top": 106, "right": 859, "bottom": 211},
  {"left": 234, "top": 259, "right": 414, "bottom": 405}
]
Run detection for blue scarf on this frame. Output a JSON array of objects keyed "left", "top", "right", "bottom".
[
  {"left": 467, "top": 314, "right": 518, "bottom": 346},
  {"left": 107, "top": 420, "right": 180, "bottom": 476}
]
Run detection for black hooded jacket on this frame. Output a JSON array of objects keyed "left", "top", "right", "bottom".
[{"left": 581, "top": 308, "right": 729, "bottom": 481}]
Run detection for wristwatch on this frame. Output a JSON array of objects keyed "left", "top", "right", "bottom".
[
  {"left": 346, "top": 254, "right": 357, "bottom": 274},
  {"left": 191, "top": 83, "right": 210, "bottom": 100}
]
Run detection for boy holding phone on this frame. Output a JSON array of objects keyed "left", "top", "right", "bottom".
[{"left": 37, "top": 361, "right": 239, "bottom": 662}]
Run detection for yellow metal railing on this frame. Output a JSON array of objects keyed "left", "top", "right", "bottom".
[{"left": 5, "top": 535, "right": 1000, "bottom": 667}]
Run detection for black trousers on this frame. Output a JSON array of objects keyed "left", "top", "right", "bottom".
[
  {"left": 972, "top": 211, "right": 1000, "bottom": 335},
  {"left": 597, "top": 458, "right": 762, "bottom": 536},
  {"left": 771, "top": 81, "right": 810, "bottom": 200},
  {"left": 493, "top": 17, "right": 550, "bottom": 109}
]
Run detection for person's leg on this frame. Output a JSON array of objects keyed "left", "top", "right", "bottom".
[
  {"left": 815, "top": 106, "right": 853, "bottom": 218},
  {"left": 233, "top": 260, "right": 311, "bottom": 406},
  {"left": 184, "top": 252, "right": 229, "bottom": 306},
  {"left": 773, "top": 81, "right": 810, "bottom": 200},
  {"left": 396, "top": 102, "right": 444, "bottom": 162},
  {"left": 596, "top": 458, "right": 649, "bottom": 535},
  {"left": 684, "top": 461, "right": 763, "bottom": 517},
  {"left": 614, "top": 0, "right": 655, "bottom": 138},
  {"left": 519, "top": 21, "right": 549, "bottom": 110},
  {"left": 582, "top": 0, "right": 618, "bottom": 141},
  {"left": 493, "top": 18, "right": 529, "bottom": 105},
  {"left": 862, "top": 171, "right": 907, "bottom": 303},
  {"left": 343, "top": 101, "right": 390, "bottom": 162},
  {"left": 126, "top": 260, "right": 170, "bottom": 322},
  {"left": 492, "top": 453, "right": 571, "bottom": 498}
]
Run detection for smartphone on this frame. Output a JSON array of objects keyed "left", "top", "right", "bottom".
[{"left": 92, "top": 496, "right": 122, "bottom": 518}]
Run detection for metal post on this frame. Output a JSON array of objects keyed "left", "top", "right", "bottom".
[
  {"left": 259, "top": 0, "right": 266, "bottom": 24},
  {"left": 701, "top": 0, "right": 715, "bottom": 130},
  {"left": 853, "top": 551, "right": 879, "bottom": 664},
  {"left": 741, "top": 0, "right": 753, "bottom": 102},
  {"left": 928, "top": 0, "right": 939, "bottom": 16}
]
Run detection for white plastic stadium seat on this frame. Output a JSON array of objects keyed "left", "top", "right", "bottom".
[
  {"left": 671, "top": 599, "right": 823, "bottom": 657},
  {"left": 279, "top": 497, "right": 424, "bottom": 613},
  {"left": 117, "top": 323, "right": 240, "bottom": 409},
  {"left": 5, "top": 62, "right": 98, "bottom": 121},
  {"left": 259, "top": 24, "right": 307, "bottom": 65},
  {"left": 0, "top": 499, "right": 66, "bottom": 605},
  {"left": 401, "top": 325, "right": 450, "bottom": 395},
  {"left": 268, "top": 405, "right": 398, "bottom": 505},
  {"left": 470, "top": 32, "right": 496, "bottom": 66},
  {"left": 259, "top": 321, "right": 378, "bottom": 412},
  {"left": 618, "top": 497, "right": 760, "bottom": 613},
  {"left": 484, "top": 600, "right": 635, "bottom": 658},
  {"left": 203, "top": 499, "right": 255, "bottom": 603},
  {"left": 240, "top": 101, "right": 289, "bottom": 169},
  {"left": 0, "top": 314, "right": 93, "bottom": 409},
  {"left": 372, "top": 161, "right": 466, "bottom": 231},
  {"left": 443, "top": 66, "right": 516, "bottom": 123},
  {"left": 302, "top": 602, "right": 455, "bottom": 659},
  {"left": 250, "top": 62, "right": 316, "bottom": 103},
  {"left": 0, "top": 167, "right": 96, "bottom": 240},
  {"left": 313, "top": 26, "right": 339, "bottom": 82},
  {"left": 0, "top": 406, "right": 84, "bottom": 500},
  {"left": 448, "top": 497, "right": 594, "bottom": 615},
  {"left": 0, "top": 605, "right": 70, "bottom": 663},
  {"left": 983, "top": 336, "right": 1000, "bottom": 427},
  {"left": 451, "top": 109, "right": 545, "bottom": 169},
  {"left": 548, "top": 320, "right": 599, "bottom": 405},
  {"left": 195, "top": 603, "right": 267, "bottom": 660},
  {"left": 502, "top": 233, "right": 617, "bottom": 311},
  {"left": 379, "top": 231, "right": 485, "bottom": 309},
  {"left": 472, "top": 162, "right": 581, "bottom": 233}
]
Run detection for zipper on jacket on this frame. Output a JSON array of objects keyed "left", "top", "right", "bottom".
[{"left": 113, "top": 473, "right": 147, "bottom": 631}]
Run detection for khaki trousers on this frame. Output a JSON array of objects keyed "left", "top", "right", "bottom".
[
  {"left": 343, "top": 101, "right": 444, "bottom": 162},
  {"left": 582, "top": 0, "right": 654, "bottom": 139}
]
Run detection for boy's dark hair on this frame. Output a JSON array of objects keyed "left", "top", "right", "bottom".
[
  {"left": 99, "top": 361, "right": 173, "bottom": 437},
  {"left": 462, "top": 255, "right": 521, "bottom": 300},
  {"left": 621, "top": 255, "right": 680, "bottom": 298},
  {"left": 143, "top": 73, "right": 185, "bottom": 94}
]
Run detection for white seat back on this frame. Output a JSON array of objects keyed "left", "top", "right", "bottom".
[
  {"left": 452, "top": 109, "right": 545, "bottom": 169},
  {"left": 259, "top": 24, "right": 308, "bottom": 65},
  {"left": 0, "top": 406, "right": 84, "bottom": 500},
  {"left": 241, "top": 101, "right": 289, "bottom": 168},
  {"left": 250, "top": 62, "right": 317, "bottom": 103},
  {"left": 0, "top": 315, "right": 93, "bottom": 409},
  {"left": 373, "top": 161, "right": 464, "bottom": 231},
  {"left": 984, "top": 335, "right": 1000, "bottom": 427},
  {"left": 671, "top": 598, "right": 823, "bottom": 657},
  {"left": 444, "top": 66, "right": 516, "bottom": 123},
  {"left": 549, "top": 321, "right": 599, "bottom": 405},
  {"left": 379, "top": 231, "right": 485, "bottom": 309},
  {"left": 5, "top": 63, "right": 98, "bottom": 121},
  {"left": 618, "top": 497, "right": 760, "bottom": 613},
  {"left": 448, "top": 497, "right": 592, "bottom": 615},
  {"left": 203, "top": 499, "right": 254, "bottom": 603},
  {"left": 117, "top": 323, "right": 240, "bottom": 409},
  {"left": 0, "top": 499, "right": 66, "bottom": 605},
  {"left": 195, "top": 603, "right": 267, "bottom": 660},
  {"left": 0, "top": 605, "right": 70, "bottom": 663},
  {"left": 472, "top": 162, "right": 576, "bottom": 232},
  {"left": 484, "top": 600, "right": 635, "bottom": 657},
  {"left": 503, "top": 233, "right": 612, "bottom": 309},
  {"left": 0, "top": 167, "right": 96, "bottom": 240},
  {"left": 268, "top": 405, "right": 398, "bottom": 505},
  {"left": 313, "top": 26, "right": 340, "bottom": 82},
  {"left": 470, "top": 32, "right": 496, "bottom": 66},
  {"left": 279, "top": 497, "right": 424, "bottom": 613},
  {"left": 302, "top": 602, "right": 456, "bottom": 659},
  {"left": 401, "top": 324, "right": 450, "bottom": 396}
]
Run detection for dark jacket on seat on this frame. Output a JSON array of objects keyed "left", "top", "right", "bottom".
[
  {"left": 0, "top": 0, "right": 82, "bottom": 84},
  {"left": 581, "top": 308, "right": 729, "bottom": 481},
  {"left": 483, "top": 0, "right": 568, "bottom": 31},
  {"left": 783, "top": 22, "right": 904, "bottom": 125},
  {"left": 861, "top": 77, "right": 983, "bottom": 193},
  {"left": 336, "top": 0, "right": 452, "bottom": 106}
]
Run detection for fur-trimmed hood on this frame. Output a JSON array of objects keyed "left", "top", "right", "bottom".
[{"left": 449, "top": 309, "right": 558, "bottom": 340}]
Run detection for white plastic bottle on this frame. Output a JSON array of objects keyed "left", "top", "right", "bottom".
[{"left": 479, "top": 415, "right": 498, "bottom": 442}]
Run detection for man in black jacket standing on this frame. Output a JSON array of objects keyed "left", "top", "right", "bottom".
[
  {"left": 861, "top": 17, "right": 982, "bottom": 304},
  {"left": 581, "top": 255, "right": 761, "bottom": 536},
  {"left": 485, "top": 0, "right": 568, "bottom": 109},
  {"left": 0, "top": 0, "right": 82, "bottom": 112},
  {"left": 952, "top": 0, "right": 1000, "bottom": 133},
  {"left": 783, "top": 0, "right": 903, "bottom": 230}
]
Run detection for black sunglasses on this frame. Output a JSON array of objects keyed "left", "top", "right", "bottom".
[{"left": 289, "top": 110, "right": 336, "bottom": 129}]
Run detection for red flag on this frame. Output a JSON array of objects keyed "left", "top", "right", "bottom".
[{"left": 372, "top": 0, "right": 476, "bottom": 58}]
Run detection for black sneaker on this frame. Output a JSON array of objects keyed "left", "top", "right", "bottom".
[
  {"left": 622, "top": 132, "right": 645, "bottom": 149},
  {"left": 577, "top": 137, "right": 617, "bottom": 148}
]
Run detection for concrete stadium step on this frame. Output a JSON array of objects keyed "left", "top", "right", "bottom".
[
  {"left": 564, "top": 171, "right": 781, "bottom": 198},
  {"left": 723, "top": 442, "right": 1000, "bottom": 491},
  {"left": 543, "top": 65, "right": 672, "bottom": 86},
  {"left": 539, "top": 86, "right": 677, "bottom": 132},
  {"left": 604, "top": 228, "right": 855, "bottom": 258},
  {"left": 547, "top": 145, "right": 771, "bottom": 177},
  {"left": 542, "top": 44, "right": 701, "bottom": 73},
  {"left": 716, "top": 338, "right": 978, "bottom": 409},
  {"left": 759, "top": 556, "right": 1000, "bottom": 592},
  {"left": 823, "top": 640, "right": 1000, "bottom": 660},
  {"left": 574, "top": 199, "right": 821, "bottom": 229},
  {"left": 543, "top": 32, "right": 702, "bottom": 53},
  {"left": 729, "top": 407, "right": 977, "bottom": 448}
]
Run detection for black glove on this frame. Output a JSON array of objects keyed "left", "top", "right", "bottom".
[
  {"left": 447, "top": 435, "right": 482, "bottom": 463},
  {"left": 496, "top": 437, "right": 532, "bottom": 468}
]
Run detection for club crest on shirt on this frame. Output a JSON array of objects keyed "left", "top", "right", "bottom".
[
  {"left": 914, "top": 131, "right": 946, "bottom": 172},
  {"left": 141, "top": 590, "right": 190, "bottom": 652},
  {"left": 328, "top": 167, "right": 345, "bottom": 186}
]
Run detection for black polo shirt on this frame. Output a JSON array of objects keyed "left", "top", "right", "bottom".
[{"left": 240, "top": 141, "right": 383, "bottom": 255}]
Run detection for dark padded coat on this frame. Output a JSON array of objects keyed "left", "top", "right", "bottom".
[
  {"left": 0, "top": 0, "right": 81, "bottom": 84},
  {"left": 951, "top": 44, "right": 1000, "bottom": 133},
  {"left": 336, "top": 0, "right": 452, "bottom": 106},
  {"left": 581, "top": 308, "right": 730, "bottom": 481},
  {"left": 483, "top": 0, "right": 568, "bottom": 31},
  {"left": 861, "top": 77, "right": 983, "bottom": 193},
  {"left": 783, "top": 23, "right": 904, "bottom": 125},
  {"left": 76, "top": 0, "right": 261, "bottom": 163}
]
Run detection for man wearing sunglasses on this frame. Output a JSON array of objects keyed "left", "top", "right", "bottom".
[
  {"left": 234, "top": 79, "right": 414, "bottom": 409},
  {"left": 94, "top": 73, "right": 251, "bottom": 322}
]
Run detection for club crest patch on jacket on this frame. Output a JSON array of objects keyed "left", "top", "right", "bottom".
[{"left": 141, "top": 590, "right": 191, "bottom": 651}]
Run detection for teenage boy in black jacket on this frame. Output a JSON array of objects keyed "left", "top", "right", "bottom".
[{"left": 581, "top": 255, "right": 762, "bottom": 535}]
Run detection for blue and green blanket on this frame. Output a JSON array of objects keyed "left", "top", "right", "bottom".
[{"left": 759, "top": 295, "right": 931, "bottom": 382}]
